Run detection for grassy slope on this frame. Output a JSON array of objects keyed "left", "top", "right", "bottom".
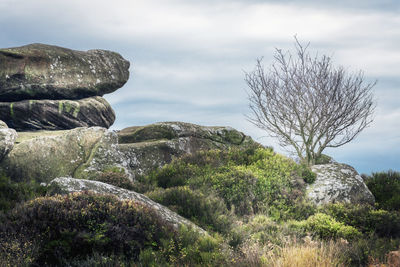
[{"left": 1, "top": 146, "right": 400, "bottom": 266}]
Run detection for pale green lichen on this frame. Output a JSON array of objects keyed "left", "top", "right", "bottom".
[
  {"left": 58, "top": 101, "right": 63, "bottom": 114},
  {"left": 10, "top": 102, "right": 14, "bottom": 117}
]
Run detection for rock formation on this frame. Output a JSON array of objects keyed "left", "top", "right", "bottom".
[
  {"left": 48, "top": 177, "right": 206, "bottom": 234},
  {"left": 307, "top": 162, "right": 375, "bottom": 206},
  {"left": 0, "top": 120, "right": 17, "bottom": 161},
  {"left": 0, "top": 43, "right": 129, "bottom": 130},
  {"left": 0, "top": 122, "right": 254, "bottom": 183},
  {"left": 117, "top": 122, "right": 254, "bottom": 176}
]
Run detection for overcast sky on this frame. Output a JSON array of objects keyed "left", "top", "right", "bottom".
[{"left": 0, "top": 0, "right": 399, "bottom": 174}]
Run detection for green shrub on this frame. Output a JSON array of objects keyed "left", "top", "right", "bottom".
[
  {"left": 146, "top": 147, "right": 314, "bottom": 220},
  {"left": 314, "top": 154, "right": 334, "bottom": 165},
  {"left": 0, "top": 175, "right": 47, "bottom": 213},
  {"left": 298, "top": 163, "right": 316, "bottom": 184},
  {"left": 94, "top": 171, "right": 135, "bottom": 190},
  {"left": 139, "top": 226, "right": 229, "bottom": 266},
  {"left": 0, "top": 192, "right": 175, "bottom": 265},
  {"left": 366, "top": 170, "right": 400, "bottom": 211},
  {"left": 146, "top": 186, "right": 233, "bottom": 233},
  {"left": 323, "top": 203, "right": 400, "bottom": 237},
  {"left": 295, "top": 213, "right": 362, "bottom": 240}
]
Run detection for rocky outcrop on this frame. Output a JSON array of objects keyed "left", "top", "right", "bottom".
[
  {"left": 307, "top": 162, "right": 375, "bottom": 206},
  {"left": 0, "top": 122, "right": 254, "bottom": 183},
  {"left": 48, "top": 177, "right": 206, "bottom": 234},
  {"left": 0, "top": 43, "right": 129, "bottom": 101},
  {"left": 0, "top": 96, "right": 115, "bottom": 130},
  {"left": 0, "top": 120, "right": 17, "bottom": 161},
  {"left": 0, "top": 127, "right": 108, "bottom": 182},
  {"left": 117, "top": 122, "right": 255, "bottom": 176},
  {"left": 0, "top": 43, "right": 130, "bottom": 130}
]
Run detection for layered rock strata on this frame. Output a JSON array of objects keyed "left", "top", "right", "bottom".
[{"left": 0, "top": 43, "right": 129, "bottom": 130}]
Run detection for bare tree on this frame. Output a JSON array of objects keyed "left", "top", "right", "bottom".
[{"left": 246, "top": 38, "right": 376, "bottom": 166}]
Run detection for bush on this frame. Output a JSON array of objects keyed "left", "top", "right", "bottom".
[
  {"left": 146, "top": 186, "right": 233, "bottom": 233},
  {"left": 94, "top": 171, "right": 135, "bottom": 190},
  {"left": 314, "top": 154, "right": 334, "bottom": 165},
  {"left": 146, "top": 147, "right": 314, "bottom": 220},
  {"left": 0, "top": 175, "right": 47, "bottom": 213},
  {"left": 0, "top": 192, "right": 175, "bottom": 265},
  {"left": 322, "top": 203, "right": 400, "bottom": 237},
  {"left": 142, "top": 226, "right": 228, "bottom": 266},
  {"left": 366, "top": 170, "right": 400, "bottom": 211},
  {"left": 295, "top": 213, "right": 362, "bottom": 240}
]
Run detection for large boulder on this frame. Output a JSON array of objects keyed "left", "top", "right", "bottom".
[
  {"left": 307, "top": 162, "right": 375, "bottom": 206},
  {"left": 0, "top": 127, "right": 107, "bottom": 182},
  {"left": 0, "top": 43, "right": 130, "bottom": 101},
  {"left": 48, "top": 177, "right": 206, "bottom": 233},
  {"left": 117, "top": 122, "right": 255, "bottom": 176},
  {"left": 0, "top": 96, "right": 115, "bottom": 130},
  {"left": 0, "top": 120, "right": 17, "bottom": 161}
]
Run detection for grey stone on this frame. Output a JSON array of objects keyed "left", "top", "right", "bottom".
[
  {"left": 0, "top": 96, "right": 115, "bottom": 130},
  {"left": 0, "top": 126, "right": 17, "bottom": 161},
  {"left": 48, "top": 177, "right": 206, "bottom": 234},
  {"left": 0, "top": 43, "right": 130, "bottom": 101},
  {"left": 117, "top": 122, "right": 256, "bottom": 177},
  {"left": 307, "top": 162, "right": 375, "bottom": 206}
]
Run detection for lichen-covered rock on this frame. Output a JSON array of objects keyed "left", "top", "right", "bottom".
[
  {"left": 48, "top": 177, "right": 206, "bottom": 234},
  {"left": 0, "top": 121, "right": 17, "bottom": 161},
  {"left": 307, "top": 163, "right": 375, "bottom": 206},
  {"left": 0, "top": 96, "right": 115, "bottom": 130},
  {"left": 0, "top": 127, "right": 106, "bottom": 182},
  {"left": 74, "top": 129, "right": 133, "bottom": 180},
  {"left": 118, "top": 121, "right": 250, "bottom": 145},
  {"left": 118, "top": 122, "right": 255, "bottom": 176},
  {"left": 0, "top": 120, "right": 7, "bottom": 128},
  {"left": 0, "top": 43, "right": 130, "bottom": 101},
  {"left": 0, "top": 122, "right": 255, "bottom": 183}
]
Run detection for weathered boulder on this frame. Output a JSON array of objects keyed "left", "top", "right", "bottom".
[
  {"left": 0, "top": 43, "right": 130, "bottom": 101},
  {"left": 117, "top": 122, "right": 255, "bottom": 176},
  {"left": 0, "top": 96, "right": 115, "bottom": 130},
  {"left": 307, "top": 162, "right": 375, "bottom": 206},
  {"left": 0, "top": 127, "right": 107, "bottom": 182},
  {"left": 48, "top": 177, "right": 206, "bottom": 233},
  {"left": 0, "top": 120, "right": 17, "bottom": 161}
]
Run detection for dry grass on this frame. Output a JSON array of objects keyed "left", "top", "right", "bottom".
[{"left": 238, "top": 236, "right": 348, "bottom": 267}]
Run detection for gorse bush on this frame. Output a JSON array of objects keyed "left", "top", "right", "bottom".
[
  {"left": 322, "top": 203, "right": 400, "bottom": 238},
  {"left": 146, "top": 186, "right": 233, "bottom": 233},
  {"left": 294, "top": 213, "right": 362, "bottom": 240},
  {"left": 146, "top": 147, "right": 315, "bottom": 220},
  {"left": 94, "top": 171, "right": 135, "bottom": 190},
  {"left": 365, "top": 170, "right": 400, "bottom": 211}
]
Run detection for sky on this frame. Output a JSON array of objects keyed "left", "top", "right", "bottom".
[{"left": 0, "top": 0, "right": 399, "bottom": 174}]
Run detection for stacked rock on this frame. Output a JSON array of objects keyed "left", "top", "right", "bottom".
[{"left": 0, "top": 43, "right": 129, "bottom": 130}]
